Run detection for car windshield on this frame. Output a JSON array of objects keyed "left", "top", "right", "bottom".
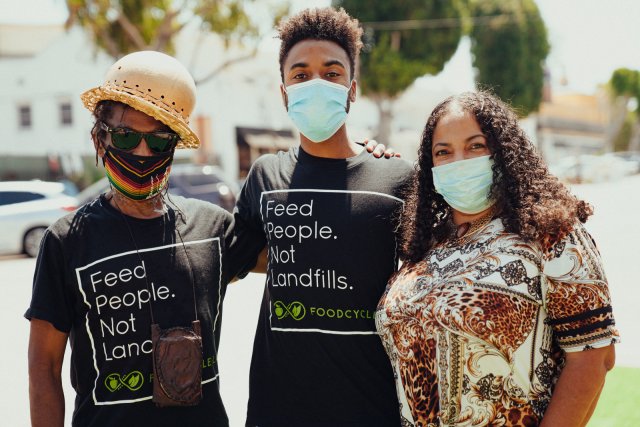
[
  {"left": 0, "top": 191, "right": 46, "bottom": 206},
  {"left": 177, "top": 173, "right": 222, "bottom": 187}
]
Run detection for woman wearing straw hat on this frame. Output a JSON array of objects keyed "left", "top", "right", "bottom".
[{"left": 25, "top": 51, "right": 254, "bottom": 426}]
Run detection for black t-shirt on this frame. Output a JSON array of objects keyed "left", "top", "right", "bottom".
[
  {"left": 25, "top": 195, "right": 247, "bottom": 427},
  {"left": 235, "top": 147, "right": 413, "bottom": 427}
]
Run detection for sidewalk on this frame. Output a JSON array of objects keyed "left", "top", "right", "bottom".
[{"left": 2, "top": 176, "right": 638, "bottom": 426}]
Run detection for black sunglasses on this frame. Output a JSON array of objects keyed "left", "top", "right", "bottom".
[{"left": 99, "top": 122, "right": 179, "bottom": 153}]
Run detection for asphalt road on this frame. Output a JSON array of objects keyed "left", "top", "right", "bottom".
[{"left": 2, "top": 175, "right": 639, "bottom": 426}]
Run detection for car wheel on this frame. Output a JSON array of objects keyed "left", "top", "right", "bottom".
[{"left": 23, "top": 227, "right": 47, "bottom": 258}]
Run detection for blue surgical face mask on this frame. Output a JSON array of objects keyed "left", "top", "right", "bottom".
[
  {"left": 432, "top": 155, "right": 495, "bottom": 214},
  {"left": 285, "top": 79, "right": 350, "bottom": 143}
]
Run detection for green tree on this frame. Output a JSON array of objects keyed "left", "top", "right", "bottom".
[
  {"left": 65, "top": 0, "right": 282, "bottom": 84},
  {"left": 610, "top": 68, "right": 640, "bottom": 107},
  {"left": 609, "top": 68, "right": 640, "bottom": 151},
  {"left": 334, "top": 0, "right": 466, "bottom": 143},
  {"left": 468, "top": 0, "right": 549, "bottom": 117}
]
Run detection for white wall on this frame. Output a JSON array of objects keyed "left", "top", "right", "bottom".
[
  {"left": 0, "top": 26, "right": 111, "bottom": 175},
  {"left": 0, "top": 24, "right": 489, "bottom": 180},
  {"left": 182, "top": 31, "right": 294, "bottom": 179}
]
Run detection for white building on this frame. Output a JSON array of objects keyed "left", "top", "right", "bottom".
[
  {"left": 0, "top": 23, "right": 480, "bottom": 183},
  {"left": 537, "top": 91, "right": 612, "bottom": 160},
  {"left": 0, "top": 25, "right": 111, "bottom": 179},
  {"left": 0, "top": 23, "right": 299, "bottom": 182}
]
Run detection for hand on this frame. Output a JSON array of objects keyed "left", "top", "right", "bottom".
[{"left": 362, "top": 138, "right": 401, "bottom": 158}]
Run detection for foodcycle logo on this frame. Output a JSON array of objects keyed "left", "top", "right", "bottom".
[
  {"left": 105, "top": 371, "right": 144, "bottom": 392},
  {"left": 273, "top": 300, "right": 375, "bottom": 322},
  {"left": 274, "top": 300, "right": 306, "bottom": 321}
]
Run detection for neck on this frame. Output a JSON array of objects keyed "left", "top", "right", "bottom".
[
  {"left": 299, "top": 125, "right": 362, "bottom": 159},
  {"left": 451, "top": 205, "right": 494, "bottom": 226},
  {"left": 108, "top": 189, "right": 166, "bottom": 219}
]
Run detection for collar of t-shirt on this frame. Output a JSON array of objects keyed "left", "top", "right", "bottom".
[{"left": 295, "top": 145, "right": 370, "bottom": 170}]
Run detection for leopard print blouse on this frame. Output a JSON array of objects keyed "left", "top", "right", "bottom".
[{"left": 376, "top": 218, "right": 619, "bottom": 427}]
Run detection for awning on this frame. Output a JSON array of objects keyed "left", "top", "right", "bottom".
[{"left": 236, "top": 127, "right": 296, "bottom": 151}]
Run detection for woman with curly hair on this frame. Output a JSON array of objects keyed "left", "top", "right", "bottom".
[{"left": 376, "top": 91, "right": 620, "bottom": 427}]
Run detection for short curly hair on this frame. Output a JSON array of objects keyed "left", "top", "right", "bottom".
[
  {"left": 399, "top": 91, "right": 593, "bottom": 263},
  {"left": 277, "top": 7, "right": 363, "bottom": 81}
]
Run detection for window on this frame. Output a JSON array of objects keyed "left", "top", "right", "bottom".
[
  {"left": 60, "top": 102, "right": 72, "bottom": 126},
  {"left": 18, "top": 105, "right": 31, "bottom": 129},
  {"left": 0, "top": 191, "right": 45, "bottom": 206},
  {"left": 181, "top": 173, "right": 221, "bottom": 187}
]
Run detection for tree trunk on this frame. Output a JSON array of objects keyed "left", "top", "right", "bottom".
[
  {"left": 194, "top": 50, "right": 258, "bottom": 85},
  {"left": 628, "top": 119, "right": 640, "bottom": 151},
  {"left": 606, "top": 96, "right": 629, "bottom": 152},
  {"left": 374, "top": 98, "right": 394, "bottom": 145}
]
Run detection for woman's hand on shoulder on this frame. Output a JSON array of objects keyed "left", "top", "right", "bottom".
[{"left": 362, "top": 139, "right": 402, "bottom": 158}]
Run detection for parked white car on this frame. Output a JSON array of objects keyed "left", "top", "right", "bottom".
[
  {"left": 0, "top": 181, "right": 78, "bottom": 257},
  {"left": 549, "top": 154, "right": 639, "bottom": 184}
]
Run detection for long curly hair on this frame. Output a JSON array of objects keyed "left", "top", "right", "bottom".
[{"left": 399, "top": 91, "right": 592, "bottom": 263}]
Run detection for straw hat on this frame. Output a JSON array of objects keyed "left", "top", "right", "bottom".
[{"left": 81, "top": 50, "right": 200, "bottom": 149}]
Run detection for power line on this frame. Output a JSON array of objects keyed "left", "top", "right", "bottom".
[{"left": 361, "top": 13, "right": 517, "bottom": 31}]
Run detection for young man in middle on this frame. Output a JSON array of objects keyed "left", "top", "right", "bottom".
[{"left": 235, "top": 8, "right": 413, "bottom": 427}]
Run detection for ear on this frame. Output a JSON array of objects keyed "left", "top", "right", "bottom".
[
  {"left": 280, "top": 83, "right": 288, "bottom": 111},
  {"left": 348, "top": 80, "right": 357, "bottom": 103}
]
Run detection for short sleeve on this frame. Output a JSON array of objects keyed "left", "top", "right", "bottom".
[
  {"left": 390, "top": 158, "right": 414, "bottom": 200},
  {"left": 234, "top": 158, "right": 267, "bottom": 232},
  {"left": 542, "top": 222, "right": 620, "bottom": 352},
  {"left": 24, "top": 228, "right": 74, "bottom": 333},
  {"left": 222, "top": 211, "right": 265, "bottom": 283},
  {"left": 225, "top": 162, "right": 268, "bottom": 280}
]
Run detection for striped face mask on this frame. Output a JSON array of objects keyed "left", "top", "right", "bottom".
[{"left": 102, "top": 145, "right": 173, "bottom": 200}]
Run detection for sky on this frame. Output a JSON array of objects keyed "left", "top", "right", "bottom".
[{"left": 1, "top": 0, "right": 639, "bottom": 95}]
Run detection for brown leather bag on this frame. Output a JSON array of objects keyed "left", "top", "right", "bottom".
[{"left": 151, "top": 320, "right": 203, "bottom": 407}]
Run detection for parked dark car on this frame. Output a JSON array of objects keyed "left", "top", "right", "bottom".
[{"left": 77, "top": 164, "right": 237, "bottom": 212}]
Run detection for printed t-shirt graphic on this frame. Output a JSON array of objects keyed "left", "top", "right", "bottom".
[
  {"left": 261, "top": 189, "right": 402, "bottom": 334},
  {"left": 25, "top": 196, "right": 240, "bottom": 426},
  {"left": 237, "top": 147, "right": 414, "bottom": 426},
  {"left": 75, "top": 238, "right": 222, "bottom": 405}
]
